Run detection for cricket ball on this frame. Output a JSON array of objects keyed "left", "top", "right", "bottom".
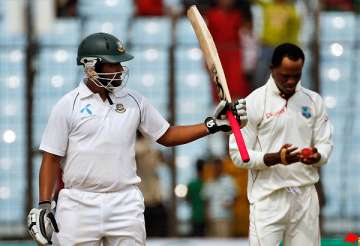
[{"left": 301, "top": 148, "right": 313, "bottom": 158}]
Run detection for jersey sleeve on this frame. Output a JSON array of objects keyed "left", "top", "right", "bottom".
[
  {"left": 139, "top": 96, "right": 170, "bottom": 141},
  {"left": 311, "top": 95, "right": 334, "bottom": 167},
  {"left": 39, "top": 97, "right": 71, "bottom": 157},
  {"left": 229, "top": 92, "right": 268, "bottom": 170}
]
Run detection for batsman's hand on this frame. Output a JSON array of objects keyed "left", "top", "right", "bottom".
[
  {"left": 230, "top": 98, "right": 247, "bottom": 128},
  {"left": 204, "top": 99, "right": 247, "bottom": 134},
  {"left": 27, "top": 201, "right": 59, "bottom": 245}
]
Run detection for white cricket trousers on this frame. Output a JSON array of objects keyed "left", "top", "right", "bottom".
[
  {"left": 52, "top": 186, "right": 146, "bottom": 246},
  {"left": 249, "top": 185, "right": 320, "bottom": 246}
]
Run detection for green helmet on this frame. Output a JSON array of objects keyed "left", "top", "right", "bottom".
[{"left": 77, "top": 32, "right": 134, "bottom": 65}]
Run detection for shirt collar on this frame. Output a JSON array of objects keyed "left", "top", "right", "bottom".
[
  {"left": 267, "top": 74, "right": 302, "bottom": 98},
  {"left": 78, "top": 80, "right": 94, "bottom": 99},
  {"left": 78, "top": 80, "right": 129, "bottom": 99},
  {"left": 112, "top": 86, "right": 128, "bottom": 98}
]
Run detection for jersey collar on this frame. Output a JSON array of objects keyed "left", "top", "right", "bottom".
[
  {"left": 78, "top": 80, "right": 94, "bottom": 99},
  {"left": 78, "top": 80, "right": 128, "bottom": 99},
  {"left": 112, "top": 86, "right": 128, "bottom": 98}
]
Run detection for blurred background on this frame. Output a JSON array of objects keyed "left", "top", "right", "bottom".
[{"left": 0, "top": 0, "right": 360, "bottom": 245}]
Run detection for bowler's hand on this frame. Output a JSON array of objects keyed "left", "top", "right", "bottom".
[
  {"left": 300, "top": 147, "right": 321, "bottom": 165},
  {"left": 264, "top": 144, "right": 300, "bottom": 166},
  {"left": 279, "top": 144, "right": 300, "bottom": 165}
]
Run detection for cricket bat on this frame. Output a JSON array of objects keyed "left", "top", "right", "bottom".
[{"left": 187, "top": 5, "right": 250, "bottom": 162}]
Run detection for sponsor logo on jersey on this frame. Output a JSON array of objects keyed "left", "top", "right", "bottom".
[
  {"left": 80, "top": 104, "right": 92, "bottom": 115},
  {"left": 265, "top": 107, "right": 286, "bottom": 119}
]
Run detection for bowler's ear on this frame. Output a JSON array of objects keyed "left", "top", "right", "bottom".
[{"left": 269, "top": 64, "right": 274, "bottom": 70}]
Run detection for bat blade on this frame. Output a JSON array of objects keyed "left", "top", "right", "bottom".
[
  {"left": 187, "top": 5, "right": 229, "bottom": 102},
  {"left": 187, "top": 5, "right": 250, "bottom": 162}
]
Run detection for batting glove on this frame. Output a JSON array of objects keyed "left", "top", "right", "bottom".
[
  {"left": 205, "top": 99, "right": 247, "bottom": 134},
  {"left": 27, "top": 201, "right": 59, "bottom": 245},
  {"left": 231, "top": 98, "right": 247, "bottom": 128}
]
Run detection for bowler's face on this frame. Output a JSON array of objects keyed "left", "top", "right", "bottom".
[{"left": 271, "top": 57, "right": 304, "bottom": 97}]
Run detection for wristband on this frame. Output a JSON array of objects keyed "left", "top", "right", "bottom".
[
  {"left": 204, "top": 117, "right": 217, "bottom": 134},
  {"left": 280, "top": 148, "right": 288, "bottom": 165},
  {"left": 38, "top": 200, "right": 51, "bottom": 210}
]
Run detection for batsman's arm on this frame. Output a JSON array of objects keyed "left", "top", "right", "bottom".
[
  {"left": 157, "top": 99, "right": 246, "bottom": 147},
  {"left": 37, "top": 96, "right": 71, "bottom": 202},
  {"left": 157, "top": 124, "right": 208, "bottom": 147},
  {"left": 28, "top": 151, "right": 61, "bottom": 245},
  {"left": 39, "top": 152, "right": 62, "bottom": 202}
]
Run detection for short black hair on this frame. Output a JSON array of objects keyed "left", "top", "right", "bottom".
[{"left": 271, "top": 43, "right": 305, "bottom": 68}]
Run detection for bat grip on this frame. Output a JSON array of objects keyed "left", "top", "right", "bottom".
[{"left": 226, "top": 110, "right": 250, "bottom": 162}]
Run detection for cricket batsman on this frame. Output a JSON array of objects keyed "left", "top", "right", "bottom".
[{"left": 26, "top": 32, "right": 247, "bottom": 245}]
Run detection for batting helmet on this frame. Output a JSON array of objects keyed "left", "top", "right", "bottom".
[
  {"left": 77, "top": 32, "right": 134, "bottom": 65},
  {"left": 77, "top": 33, "right": 133, "bottom": 91}
]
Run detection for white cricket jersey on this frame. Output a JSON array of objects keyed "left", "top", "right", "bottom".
[
  {"left": 229, "top": 76, "right": 333, "bottom": 203},
  {"left": 40, "top": 81, "right": 170, "bottom": 192}
]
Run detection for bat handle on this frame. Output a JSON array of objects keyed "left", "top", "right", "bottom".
[{"left": 226, "top": 110, "right": 250, "bottom": 162}]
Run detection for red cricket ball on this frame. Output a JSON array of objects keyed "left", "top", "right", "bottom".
[{"left": 301, "top": 148, "right": 313, "bottom": 158}]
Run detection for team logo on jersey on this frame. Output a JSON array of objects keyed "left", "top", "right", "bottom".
[
  {"left": 115, "top": 103, "right": 126, "bottom": 113},
  {"left": 80, "top": 104, "right": 92, "bottom": 115},
  {"left": 301, "top": 106, "right": 312, "bottom": 119}
]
